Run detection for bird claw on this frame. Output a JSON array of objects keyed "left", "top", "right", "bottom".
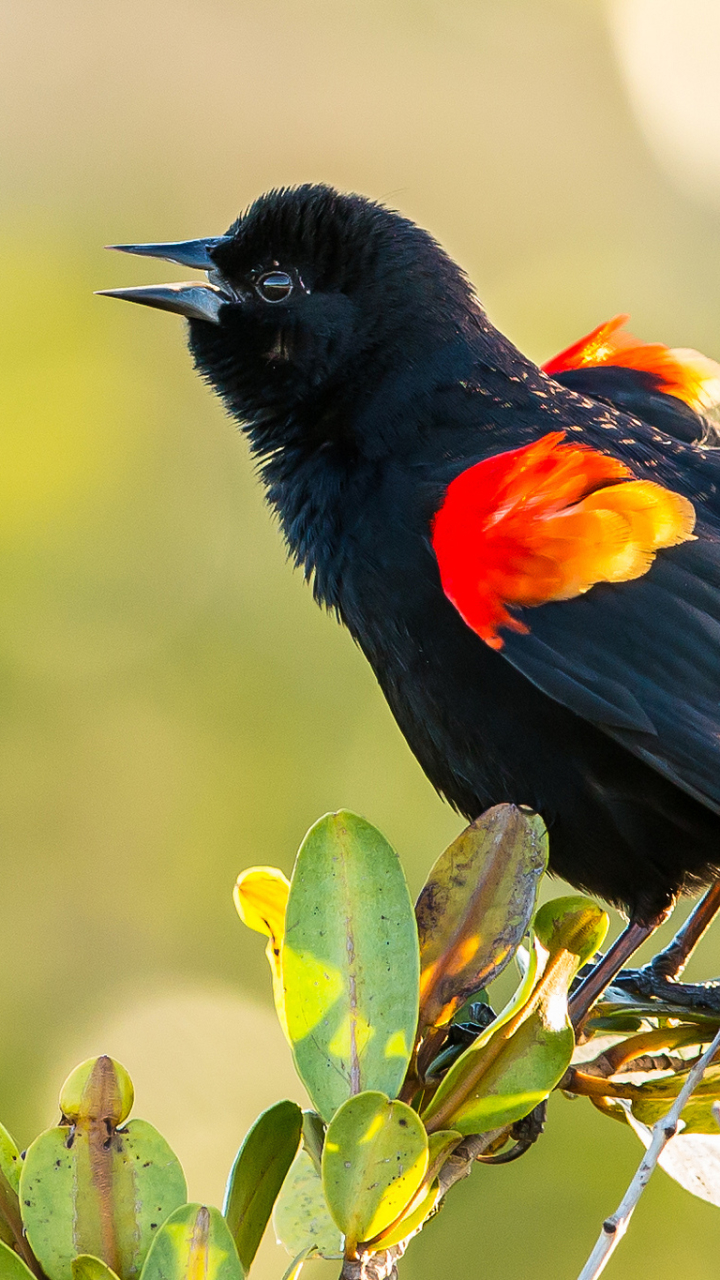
[{"left": 608, "top": 965, "right": 720, "bottom": 1014}]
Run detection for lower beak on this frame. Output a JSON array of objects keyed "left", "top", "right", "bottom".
[
  {"left": 96, "top": 281, "right": 230, "bottom": 324},
  {"left": 98, "top": 235, "right": 233, "bottom": 323}
]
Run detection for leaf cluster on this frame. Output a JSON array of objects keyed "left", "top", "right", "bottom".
[
  {"left": 235, "top": 806, "right": 612, "bottom": 1272},
  {"left": 3, "top": 805, "right": 720, "bottom": 1280}
]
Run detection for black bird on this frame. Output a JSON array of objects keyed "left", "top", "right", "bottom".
[{"left": 101, "top": 185, "right": 720, "bottom": 1011}]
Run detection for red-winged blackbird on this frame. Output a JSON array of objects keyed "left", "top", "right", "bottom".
[{"left": 101, "top": 185, "right": 720, "bottom": 948}]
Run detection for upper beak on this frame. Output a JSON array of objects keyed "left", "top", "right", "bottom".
[
  {"left": 97, "top": 236, "right": 233, "bottom": 324},
  {"left": 106, "top": 237, "right": 229, "bottom": 269}
]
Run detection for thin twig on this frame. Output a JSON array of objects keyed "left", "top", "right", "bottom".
[{"left": 575, "top": 1024, "right": 720, "bottom": 1280}]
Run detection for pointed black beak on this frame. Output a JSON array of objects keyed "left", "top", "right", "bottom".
[
  {"left": 98, "top": 236, "right": 234, "bottom": 324},
  {"left": 96, "top": 281, "right": 230, "bottom": 324},
  {"left": 106, "top": 237, "right": 229, "bottom": 269}
]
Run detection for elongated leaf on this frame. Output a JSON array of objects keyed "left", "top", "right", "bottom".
[
  {"left": 139, "top": 1205, "right": 243, "bottom": 1280},
  {"left": 282, "top": 812, "right": 420, "bottom": 1121},
  {"left": 234, "top": 868, "right": 290, "bottom": 1037},
  {"left": 273, "top": 1151, "right": 343, "bottom": 1260},
  {"left": 0, "top": 1239, "right": 37, "bottom": 1280},
  {"left": 0, "top": 1124, "right": 22, "bottom": 1195},
  {"left": 223, "top": 1100, "right": 302, "bottom": 1273},
  {"left": 416, "top": 806, "right": 547, "bottom": 1034},
  {"left": 20, "top": 1118, "right": 186, "bottom": 1280},
  {"left": 72, "top": 1257, "right": 121, "bottom": 1280},
  {"left": 322, "top": 1092, "right": 428, "bottom": 1252},
  {"left": 0, "top": 1123, "right": 25, "bottom": 1257},
  {"left": 421, "top": 897, "right": 608, "bottom": 1135}
]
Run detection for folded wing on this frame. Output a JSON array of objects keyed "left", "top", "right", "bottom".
[
  {"left": 431, "top": 431, "right": 695, "bottom": 650},
  {"left": 431, "top": 423, "right": 720, "bottom": 812}
]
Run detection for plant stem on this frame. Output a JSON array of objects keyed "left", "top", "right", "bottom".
[{"left": 575, "top": 1024, "right": 720, "bottom": 1280}]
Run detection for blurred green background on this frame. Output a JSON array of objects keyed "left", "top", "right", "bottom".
[{"left": 2, "top": 0, "right": 720, "bottom": 1275}]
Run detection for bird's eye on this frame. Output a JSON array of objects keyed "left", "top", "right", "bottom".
[{"left": 255, "top": 270, "right": 294, "bottom": 303}]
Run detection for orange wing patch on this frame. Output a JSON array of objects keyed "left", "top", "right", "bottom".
[
  {"left": 431, "top": 432, "right": 695, "bottom": 650},
  {"left": 542, "top": 314, "right": 720, "bottom": 416}
]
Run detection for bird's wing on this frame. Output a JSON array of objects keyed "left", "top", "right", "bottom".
[
  {"left": 430, "top": 428, "right": 720, "bottom": 812},
  {"left": 543, "top": 314, "right": 720, "bottom": 443},
  {"left": 500, "top": 545, "right": 720, "bottom": 812}
]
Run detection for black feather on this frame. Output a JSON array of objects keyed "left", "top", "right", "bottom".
[{"left": 177, "top": 185, "right": 720, "bottom": 920}]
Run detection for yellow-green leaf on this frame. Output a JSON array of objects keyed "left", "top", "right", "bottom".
[
  {"left": 0, "top": 1123, "right": 22, "bottom": 1196},
  {"left": 421, "top": 897, "right": 608, "bottom": 1135},
  {"left": 72, "top": 1256, "right": 121, "bottom": 1280},
  {"left": 282, "top": 812, "right": 419, "bottom": 1121},
  {"left": 322, "top": 1092, "right": 428, "bottom": 1253},
  {"left": 59, "top": 1057, "right": 133, "bottom": 1128},
  {"left": 364, "top": 1181, "right": 441, "bottom": 1251},
  {"left": 416, "top": 806, "right": 547, "bottom": 1034},
  {"left": 0, "top": 1240, "right": 37, "bottom": 1280},
  {"left": 140, "top": 1204, "right": 243, "bottom": 1280},
  {"left": 633, "top": 1095, "right": 720, "bottom": 1134},
  {"left": 0, "top": 1122, "right": 25, "bottom": 1257},
  {"left": 20, "top": 1117, "right": 186, "bottom": 1280},
  {"left": 358, "top": 1130, "right": 459, "bottom": 1252}
]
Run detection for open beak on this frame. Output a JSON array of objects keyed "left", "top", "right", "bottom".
[{"left": 97, "top": 236, "right": 233, "bottom": 324}]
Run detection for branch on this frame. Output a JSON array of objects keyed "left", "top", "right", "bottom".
[
  {"left": 575, "top": 1024, "right": 720, "bottom": 1280},
  {"left": 436, "top": 1129, "right": 507, "bottom": 1195}
]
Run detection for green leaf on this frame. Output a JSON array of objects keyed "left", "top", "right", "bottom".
[
  {"left": 59, "top": 1058, "right": 133, "bottom": 1129},
  {"left": 633, "top": 1095, "right": 720, "bottom": 1134},
  {"left": 223, "top": 1100, "right": 302, "bottom": 1274},
  {"left": 72, "top": 1257, "right": 121, "bottom": 1280},
  {"left": 282, "top": 811, "right": 420, "bottom": 1121},
  {"left": 20, "top": 1119, "right": 187, "bottom": 1280},
  {"left": 533, "top": 896, "right": 610, "bottom": 969},
  {"left": 139, "top": 1205, "right": 242, "bottom": 1280},
  {"left": 0, "top": 1124, "right": 22, "bottom": 1196},
  {"left": 415, "top": 806, "right": 547, "bottom": 1034},
  {"left": 627, "top": 1061, "right": 720, "bottom": 1134},
  {"left": 272, "top": 1151, "right": 343, "bottom": 1261},
  {"left": 0, "top": 1240, "right": 37, "bottom": 1280},
  {"left": 300, "top": 1113, "right": 324, "bottom": 1176},
  {"left": 322, "top": 1092, "right": 428, "bottom": 1252},
  {"left": 421, "top": 896, "right": 608, "bottom": 1135},
  {"left": 0, "top": 1123, "right": 25, "bottom": 1256}
]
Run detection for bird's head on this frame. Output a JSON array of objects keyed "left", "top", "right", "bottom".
[{"left": 101, "top": 184, "right": 477, "bottom": 443}]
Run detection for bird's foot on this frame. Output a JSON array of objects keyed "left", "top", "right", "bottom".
[
  {"left": 608, "top": 965, "right": 720, "bottom": 1015},
  {"left": 475, "top": 1101, "right": 548, "bottom": 1165}
]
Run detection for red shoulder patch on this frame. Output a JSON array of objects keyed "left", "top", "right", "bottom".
[
  {"left": 542, "top": 314, "right": 720, "bottom": 415},
  {"left": 431, "top": 432, "right": 695, "bottom": 650}
]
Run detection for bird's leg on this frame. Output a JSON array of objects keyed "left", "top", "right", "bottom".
[
  {"left": 608, "top": 881, "right": 720, "bottom": 1013},
  {"left": 644, "top": 880, "right": 720, "bottom": 980},
  {"left": 568, "top": 915, "right": 667, "bottom": 1029}
]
